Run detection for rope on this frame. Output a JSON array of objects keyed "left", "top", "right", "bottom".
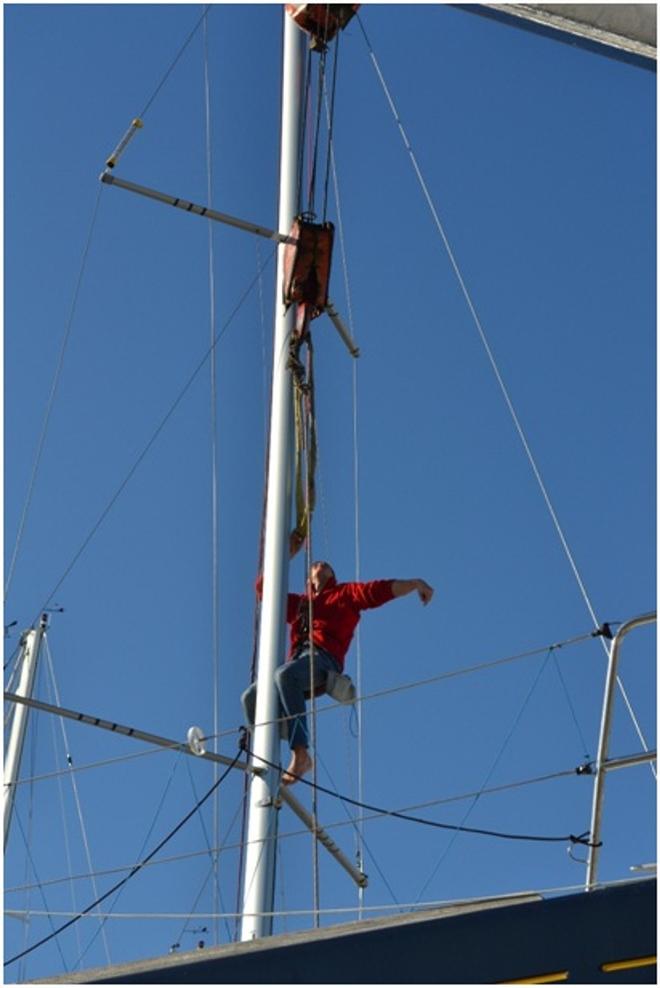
[
  {"left": 4, "top": 746, "right": 242, "bottom": 969},
  {"left": 246, "top": 747, "right": 599, "bottom": 848},
  {"left": 28, "top": 249, "right": 275, "bottom": 628},
  {"left": 356, "top": 13, "right": 655, "bottom": 771},
  {"left": 4, "top": 185, "right": 104, "bottom": 605}
]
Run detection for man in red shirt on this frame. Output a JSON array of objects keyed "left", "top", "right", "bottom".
[{"left": 242, "top": 536, "right": 434, "bottom": 785}]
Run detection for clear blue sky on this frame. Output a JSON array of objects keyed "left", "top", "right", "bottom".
[{"left": 4, "top": 2, "right": 656, "bottom": 979}]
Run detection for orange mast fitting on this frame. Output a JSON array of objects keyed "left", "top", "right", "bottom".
[
  {"left": 285, "top": 4, "right": 360, "bottom": 49},
  {"left": 283, "top": 215, "right": 334, "bottom": 319}
]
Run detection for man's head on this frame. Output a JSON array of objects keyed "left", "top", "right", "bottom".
[{"left": 309, "top": 560, "right": 335, "bottom": 593}]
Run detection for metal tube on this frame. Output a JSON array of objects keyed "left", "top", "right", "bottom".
[
  {"left": 325, "top": 300, "right": 360, "bottom": 357},
  {"left": 100, "top": 172, "right": 295, "bottom": 245},
  {"left": 279, "top": 790, "right": 368, "bottom": 888},
  {"left": 239, "top": 15, "right": 305, "bottom": 943},
  {"left": 585, "top": 612, "right": 656, "bottom": 889},
  {"left": 3, "top": 616, "right": 47, "bottom": 850},
  {"left": 602, "top": 750, "right": 657, "bottom": 772}
]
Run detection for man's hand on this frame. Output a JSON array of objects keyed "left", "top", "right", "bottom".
[
  {"left": 391, "top": 578, "right": 435, "bottom": 605},
  {"left": 415, "top": 579, "right": 434, "bottom": 605}
]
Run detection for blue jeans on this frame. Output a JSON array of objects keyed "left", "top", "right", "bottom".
[{"left": 241, "top": 645, "right": 340, "bottom": 750}]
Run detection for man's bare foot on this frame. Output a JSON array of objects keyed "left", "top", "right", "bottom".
[{"left": 282, "top": 748, "right": 313, "bottom": 785}]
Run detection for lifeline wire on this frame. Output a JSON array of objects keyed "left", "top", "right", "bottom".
[
  {"left": 356, "top": 13, "right": 655, "bottom": 770},
  {"left": 4, "top": 186, "right": 104, "bottom": 605},
  {"left": 245, "top": 748, "right": 598, "bottom": 848},
  {"left": 30, "top": 248, "right": 275, "bottom": 629},
  {"left": 4, "top": 747, "right": 242, "bottom": 969}
]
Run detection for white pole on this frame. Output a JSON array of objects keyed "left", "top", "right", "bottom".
[
  {"left": 4, "top": 615, "right": 48, "bottom": 850},
  {"left": 240, "top": 14, "right": 305, "bottom": 942}
]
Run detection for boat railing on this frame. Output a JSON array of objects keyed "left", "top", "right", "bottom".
[{"left": 586, "top": 611, "right": 657, "bottom": 889}]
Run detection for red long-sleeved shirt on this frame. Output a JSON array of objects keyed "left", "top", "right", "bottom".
[{"left": 257, "top": 576, "right": 395, "bottom": 670}]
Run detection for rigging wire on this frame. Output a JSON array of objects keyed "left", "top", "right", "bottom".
[
  {"left": 314, "top": 748, "right": 401, "bottom": 910},
  {"left": 8, "top": 744, "right": 170, "bottom": 788},
  {"left": 3, "top": 747, "right": 242, "bottom": 969},
  {"left": 43, "top": 639, "right": 112, "bottom": 966},
  {"left": 4, "top": 186, "right": 105, "bottom": 605},
  {"left": 552, "top": 651, "right": 591, "bottom": 760},
  {"left": 138, "top": 5, "right": 212, "bottom": 119},
  {"left": 46, "top": 667, "right": 83, "bottom": 964},
  {"left": 323, "top": 75, "right": 365, "bottom": 917},
  {"left": 71, "top": 751, "right": 184, "bottom": 971},
  {"left": 415, "top": 648, "right": 554, "bottom": 902},
  {"left": 201, "top": 10, "right": 222, "bottom": 950},
  {"left": 355, "top": 13, "right": 655, "bottom": 775},
  {"left": 11, "top": 804, "right": 69, "bottom": 974},
  {"left": 29, "top": 248, "right": 275, "bottom": 629},
  {"left": 183, "top": 758, "right": 233, "bottom": 944},
  {"left": 3, "top": 765, "right": 585, "bottom": 898}
]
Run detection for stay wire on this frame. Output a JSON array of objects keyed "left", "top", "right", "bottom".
[
  {"left": 552, "top": 651, "right": 591, "bottom": 760},
  {"left": 314, "top": 748, "right": 400, "bottom": 910},
  {"left": 325, "top": 78, "right": 365, "bottom": 906},
  {"left": 356, "top": 13, "right": 655, "bottom": 771},
  {"left": 181, "top": 760, "right": 233, "bottom": 944},
  {"left": 138, "top": 5, "right": 212, "bottom": 119},
  {"left": 321, "top": 30, "right": 340, "bottom": 222},
  {"left": 416, "top": 647, "right": 554, "bottom": 902},
  {"left": 4, "top": 747, "right": 242, "bottom": 969},
  {"left": 71, "top": 750, "right": 185, "bottom": 971},
  {"left": 29, "top": 248, "right": 275, "bottom": 630},
  {"left": 4, "top": 185, "right": 104, "bottom": 605},
  {"left": 201, "top": 12, "right": 222, "bottom": 950},
  {"left": 43, "top": 639, "right": 112, "bottom": 966},
  {"left": 11, "top": 804, "right": 69, "bottom": 975},
  {"left": 244, "top": 746, "right": 597, "bottom": 849}
]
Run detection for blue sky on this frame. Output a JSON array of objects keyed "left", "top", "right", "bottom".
[{"left": 4, "top": 2, "right": 656, "bottom": 979}]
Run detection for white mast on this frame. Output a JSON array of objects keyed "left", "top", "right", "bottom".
[
  {"left": 240, "top": 13, "right": 305, "bottom": 942},
  {"left": 4, "top": 614, "right": 48, "bottom": 850}
]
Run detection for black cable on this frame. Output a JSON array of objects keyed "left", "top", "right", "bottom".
[
  {"left": 4, "top": 747, "right": 242, "bottom": 969},
  {"left": 246, "top": 748, "right": 599, "bottom": 848}
]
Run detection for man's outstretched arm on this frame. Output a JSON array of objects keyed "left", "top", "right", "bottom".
[{"left": 391, "top": 579, "right": 434, "bottom": 605}]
